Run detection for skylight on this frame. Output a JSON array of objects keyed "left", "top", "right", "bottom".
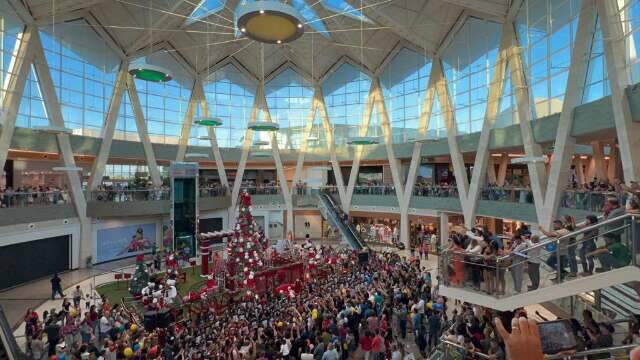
[
  {"left": 186, "top": 0, "right": 227, "bottom": 25},
  {"left": 320, "top": 0, "right": 372, "bottom": 23},
  {"left": 290, "top": 0, "right": 330, "bottom": 38}
]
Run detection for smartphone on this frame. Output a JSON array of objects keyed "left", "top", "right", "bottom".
[{"left": 538, "top": 319, "right": 577, "bottom": 354}]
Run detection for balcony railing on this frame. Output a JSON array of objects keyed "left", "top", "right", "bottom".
[
  {"left": 88, "top": 189, "right": 170, "bottom": 202},
  {"left": 0, "top": 190, "right": 70, "bottom": 208},
  {"left": 413, "top": 185, "right": 459, "bottom": 198},
  {"left": 481, "top": 186, "right": 533, "bottom": 203},
  {"left": 439, "top": 213, "right": 639, "bottom": 298},
  {"left": 353, "top": 185, "right": 397, "bottom": 196},
  {"left": 240, "top": 186, "right": 282, "bottom": 195},
  {"left": 199, "top": 186, "right": 228, "bottom": 198},
  {"left": 434, "top": 339, "right": 636, "bottom": 360}
]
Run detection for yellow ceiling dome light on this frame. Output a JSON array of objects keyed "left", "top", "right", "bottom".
[{"left": 237, "top": 1, "right": 305, "bottom": 44}]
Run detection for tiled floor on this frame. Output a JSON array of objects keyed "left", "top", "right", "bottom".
[{"left": 1, "top": 257, "right": 136, "bottom": 330}]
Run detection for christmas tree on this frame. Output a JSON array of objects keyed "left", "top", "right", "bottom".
[
  {"left": 226, "top": 191, "right": 268, "bottom": 292},
  {"left": 129, "top": 254, "right": 150, "bottom": 297}
]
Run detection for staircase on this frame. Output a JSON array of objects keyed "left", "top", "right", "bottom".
[
  {"left": 315, "top": 191, "right": 365, "bottom": 250},
  {"left": 439, "top": 213, "right": 640, "bottom": 311}
]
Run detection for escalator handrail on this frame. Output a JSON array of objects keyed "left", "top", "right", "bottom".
[
  {"left": 317, "top": 193, "right": 365, "bottom": 249},
  {"left": 319, "top": 192, "right": 365, "bottom": 245}
]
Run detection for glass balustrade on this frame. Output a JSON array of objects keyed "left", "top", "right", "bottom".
[
  {"left": 87, "top": 189, "right": 171, "bottom": 202},
  {"left": 0, "top": 191, "right": 70, "bottom": 208},
  {"left": 439, "top": 214, "right": 640, "bottom": 298}
]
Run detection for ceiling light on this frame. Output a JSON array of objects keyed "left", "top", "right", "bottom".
[
  {"left": 185, "top": 153, "right": 209, "bottom": 159},
  {"left": 236, "top": 1, "right": 305, "bottom": 44},
  {"left": 194, "top": 117, "right": 223, "bottom": 127},
  {"left": 128, "top": 63, "right": 173, "bottom": 82},
  {"left": 412, "top": 135, "right": 438, "bottom": 144},
  {"left": 347, "top": 136, "right": 380, "bottom": 146},
  {"left": 248, "top": 121, "right": 280, "bottom": 132}
]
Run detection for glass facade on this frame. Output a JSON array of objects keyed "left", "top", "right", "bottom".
[
  {"left": 381, "top": 48, "right": 431, "bottom": 143},
  {"left": 442, "top": 17, "right": 501, "bottom": 135},
  {"left": 322, "top": 63, "right": 372, "bottom": 145},
  {"left": 0, "top": 1, "right": 24, "bottom": 107},
  {"left": 617, "top": 0, "right": 640, "bottom": 84},
  {"left": 0, "top": 0, "right": 629, "bottom": 153},
  {"left": 265, "top": 68, "right": 313, "bottom": 150},
  {"left": 581, "top": 16, "right": 610, "bottom": 104},
  {"left": 134, "top": 53, "right": 194, "bottom": 144},
  {"left": 202, "top": 63, "right": 256, "bottom": 148},
  {"left": 39, "top": 21, "right": 120, "bottom": 137},
  {"left": 516, "top": 0, "right": 582, "bottom": 118}
]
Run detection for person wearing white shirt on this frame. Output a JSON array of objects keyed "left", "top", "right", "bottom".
[
  {"left": 99, "top": 314, "right": 112, "bottom": 343},
  {"left": 525, "top": 235, "right": 541, "bottom": 290},
  {"left": 466, "top": 238, "right": 484, "bottom": 289}
]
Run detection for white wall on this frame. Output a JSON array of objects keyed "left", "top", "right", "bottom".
[
  {"left": 294, "top": 214, "right": 322, "bottom": 239},
  {"left": 0, "top": 218, "right": 81, "bottom": 268}
]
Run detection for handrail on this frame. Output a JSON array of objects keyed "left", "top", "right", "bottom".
[
  {"left": 439, "top": 339, "right": 491, "bottom": 359},
  {"left": 498, "top": 213, "right": 637, "bottom": 260},
  {"left": 546, "top": 344, "right": 636, "bottom": 359},
  {"left": 316, "top": 192, "right": 365, "bottom": 250}
]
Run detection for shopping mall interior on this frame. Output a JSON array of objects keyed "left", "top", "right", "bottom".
[{"left": 0, "top": 0, "right": 639, "bottom": 358}]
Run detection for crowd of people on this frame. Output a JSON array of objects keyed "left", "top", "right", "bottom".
[
  {"left": 23, "top": 246, "right": 450, "bottom": 360},
  {"left": 443, "top": 192, "right": 639, "bottom": 296},
  {"left": 239, "top": 181, "right": 282, "bottom": 195},
  {"left": 294, "top": 181, "right": 309, "bottom": 196},
  {"left": 0, "top": 185, "right": 69, "bottom": 208},
  {"left": 412, "top": 183, "right": 458, "bottom": 198},
  {"left": 353, "top": 183, "right": 397, "bottom": 196}
]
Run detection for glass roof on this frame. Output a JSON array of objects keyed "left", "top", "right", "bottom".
[
  {"left": 186, "top": 0, "right": 227, "bottom": 25},
  {"left": 185, "top": 0, "right": 371, "bottom": 39}
]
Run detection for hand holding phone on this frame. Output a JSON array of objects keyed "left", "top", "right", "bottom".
[{"left": 495, "top": 317, "right": 544, "bottom": 360}]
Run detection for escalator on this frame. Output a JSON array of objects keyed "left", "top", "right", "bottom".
[
  {"left": 439, "top": 213, "right": 640, "bottom": 311},
  {"left": 315, "top": 191, "right": 366, "bottom": 250}
]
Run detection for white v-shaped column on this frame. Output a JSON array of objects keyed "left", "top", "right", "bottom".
[
  {"left": 195, "top": 81, "right": 229, "bottom": 191},
  {"left": 343, "top": 81, "right": 377, "bottom": 213},
  {"left": 88, "top": 61, "right": 129, "bottom": 190},
  {"left": 509, "top": 0, "right": 596, "bottom": 229},
  {"left": 176, "top": 79, "right": 202, "bottom": 162},
  {"left": 398, "top": 63, "right": 439, "bottom": 246},
  {"left": 230, "top": 81, "right": 294, "bottom": 234},
  {"left": 436, "top": 0, "right": 595, "bottom": 229},
  {"left": 293, "top": 85, "right": 348, "bottom": 205}
]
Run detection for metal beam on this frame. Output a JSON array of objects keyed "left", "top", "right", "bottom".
[
  {"left": 126, "top": 75, "right": 163, "bottom": 187},
  {"left": 33, "top": 0, "right": 107, "bottom": 22},
  {"left": 88, "top": 60, "right": 129, "bottom": 190},
  {"left": 293, "top": 86, "right": 322, "bottom": 185}
]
